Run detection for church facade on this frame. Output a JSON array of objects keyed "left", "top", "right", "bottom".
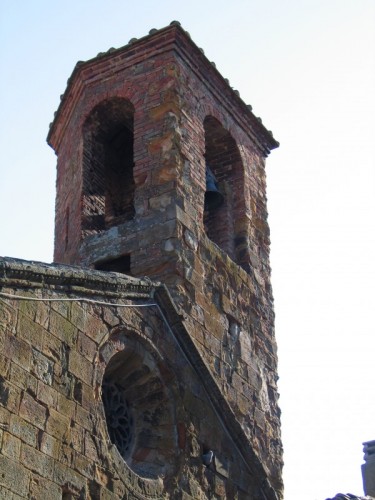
[{"left": 0, "top": 22, "right": 282, "bottom": 499}]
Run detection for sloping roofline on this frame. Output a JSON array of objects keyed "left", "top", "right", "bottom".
[{"left": 47, "top": 21, "right": 279, "bottom": 155}]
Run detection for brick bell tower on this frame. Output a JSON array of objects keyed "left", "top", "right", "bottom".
[{"left": 48, "top": 21, "right": 282, "bottom": 497}]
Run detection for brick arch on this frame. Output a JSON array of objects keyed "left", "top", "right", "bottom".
[
  {"left": 82, "top": 97, "right": 135, "bottom": 236},
  {"left": 97, "top": 330, "right": 180, "bottom": 484},
  {"left": 203, "top": 115, "right": 249, "bottom": 268}
]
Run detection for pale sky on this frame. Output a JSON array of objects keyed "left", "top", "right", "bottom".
[{"left": 1, "top": 1, "right": 374, "bottom": 499}]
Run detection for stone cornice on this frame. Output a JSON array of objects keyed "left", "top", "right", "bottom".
[{"left": 0, "top": 257, "right": 154, "bottom": 299}]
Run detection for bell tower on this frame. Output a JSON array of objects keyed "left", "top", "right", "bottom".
[{"left": 48, "top": 21, "right": 282, "bottom": 496}]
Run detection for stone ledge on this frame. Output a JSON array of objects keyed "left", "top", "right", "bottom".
[{"left": 0, "top": 257, "right": 155, "bottom": 299}]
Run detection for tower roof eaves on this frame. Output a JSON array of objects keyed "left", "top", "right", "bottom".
[{"left": 47, "top": 21, "right": 278, "bottom": 155}]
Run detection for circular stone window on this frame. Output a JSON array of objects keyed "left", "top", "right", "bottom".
[
  {"left": 102, "top": 379, "right": 134, "bottom": 458},
  {"left": 101, "top": 339, "right": 177, "bottom": 479}
]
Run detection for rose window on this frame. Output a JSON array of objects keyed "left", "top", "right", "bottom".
[
  {"left": 100, "top": 340, "right": 177, "bottom": 479},
  {"left": 102, "top": 379, "right": 134, "bottom": 458}
]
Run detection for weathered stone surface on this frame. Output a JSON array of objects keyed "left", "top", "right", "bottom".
[
  {"left": 19, "top": 392, "right": 47, "bottom": 430},
  {"left": 9, "top": 414, "right": 38, "bottom": 448},
  {"left": 0, "top": 21, "right": 282, "bottom": 500},
  {"left": 29, "top": 475, "right": 61, "bottom": 499},
  {"left": 0, "top": 258, "right": 281, "bottom": 498},
  {"left": 46, "top": 408, "right": 70, "bottom": 441},
  {"left": 2, "top": 432, "right": 21, "bottom": 461},
  {"left": 0, "top": 455, "right": 30, "bottom": 496},
  {"left": 39, "top": 431, "right": 60, "bottom": 459},
  {"left": 20, "top": 442, "right": 54, "bottom": 479},
  {"left": 31, "top": 349, "right": 54, "bottom": 386}
]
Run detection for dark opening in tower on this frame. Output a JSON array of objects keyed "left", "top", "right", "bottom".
[
  {"left": 82, "top": 98, "right": 135, "bottom": 236},
  {"left": 203, "top": 116, "right": 246, "bottom": 265}
]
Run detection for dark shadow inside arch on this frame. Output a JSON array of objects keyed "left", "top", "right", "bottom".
[
  {"left": 101, "top": 341, "right": 177, "bottom": 479},
  {"left": 82, "top": 98, "right": 135, "bottom": 236},
  {"left": 203, "top": 116, "right": 246, "bottom": 266}
]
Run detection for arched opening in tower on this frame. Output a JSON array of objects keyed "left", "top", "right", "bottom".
[
  {"left": 203, "top": 116, "right": 245, "bottom": 264},
  {"left": 82, "top": 98, "right": 135, "bottom": 235}
]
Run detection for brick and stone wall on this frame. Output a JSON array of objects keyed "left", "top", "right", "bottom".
[
  {"left": 47, "top": 22, "right": 282, "bottom": 495},
  {"left": 0, "top": 20, "right": 286, "bottom": 499},
  {"left": 0, "top": 258, "right": 279, "bottom": 499}
]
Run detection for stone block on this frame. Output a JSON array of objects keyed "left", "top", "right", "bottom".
[
  {"left": 0, "top": 328, "right": 4, "bottom": 356},
  {"left": 254, "top": 407, "right": 266, "bottom": 431},
  {"left": 4, "top": 334, "right": 32, "bottom": 370},
  {"left": 29, "top": 475, "right": 61, "bottom": 499},
  {"left": 2, "top": 431, "right": 21, "bottom": 460},
  {"left": 84, "top": 431, "right": 100, "bottom": 461},
  {"left": 204, "top": 331, "right": 221, "bottom": 357},
  {"left": 37, "top": 380, "right": 58, "bottom": 408},
  {"left": 74, "top": 379, "right": 94, "bottom": 411},
  {"left": 0, "top": 405, "right": 11, "bottom": 430},
  {"left": 0, "top": 354, "right": 10, "bottom": 379},
  {"left": 149, "top": 193, "right": 172, "bottom": 211},
  {"left": 101, "top": 307, "right": 120, "bottom": 329},
  {"left": 237, "top": 393, "right": 251, "bottom": 417},
  {"left": 49, "top": 310, "right": 77, "bottom": 347},
  {"left": 52, "top": 360, "right": 73, "bottom": 398},
  {"left": 231, "top": 371, "right": 244, "bottom": 393},
  {"left": 19, "top": 392, "right": 47, "bottom": 430},
  {"left": 18, "top": 296, "right": 37, "bottom": 320},
  {"left": 18, "top": 312, "right": 45, "bottom": 350},
  {"left": 34, "top": 301, "right": 50, "bottom": 329},
  {"left": 0, "top": 375, "right": 10, "bottom": 408},
  {"left": 53, "top": 461, "right": 86, "bottom": 492},
  {"left": 42, "top": 332, "right": 63, "bottom": 363},
  {"left": 214, "top": 474, "right": 226, "bottom": 496},
  {"left": 74, "top": 451, "right": 94, "bottom": 479},
  {"left": 77, "top": 331, "right": 97, "bottom": 363},
  {"left": 75, "top": 405, "right": 94, "bottom": 432},
  {"left": 82, "top": 313, "right": 108, "bottom": 344},
  {"left": 70, "top": 422, "right": 84, "bottom": 453},
  {"left": 0, "top": 455, "right": 30, "bottom": 497},
  {"left": 39, "top": 431, "right": 60, "bottom": 458},
  {"left": 20, "top": 442, "right": 54, "bottom": 479},
  {"left": 58, "top": 442, "right": 74, "bottom": 467},
  {"left": 9, "top": 414, "right": 38, "bottom": 447},
  {"left": 9, "top": 362, "right": 36, "bottom": 395},
  {"left": 57, "top": 392, "right": 75, "bottom": 419},
  {"left": 50, "top": 298, "right": 71, "bottom": 320},
  {"left": 68, "top": 349, "right": 93, "bottom": 385},
  {"left": 0, "top": 298, "right": 17, "bottom": 331},
  {"left": 95, "top": 485, "right": 118, "bottom": 500},
  {"left": 69, "top": 302, "right": 87, "bottom": 332},
  {"left": 31, "top": 349, "right": 54, "bottom": 385},
  {"left": 214, "top": 453, "right": 230, "bottom": 479},
  {"left": 1, "top": 380, "right": 22, "bottom": 414},
  {"left": 46, "top": 408, "right": 70, "bottom": 440}
]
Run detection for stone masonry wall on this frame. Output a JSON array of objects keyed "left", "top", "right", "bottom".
[
  {"left": 52, "top": 32, "right": 181, "bottom": 266},
  {"left": 0, "top": 259, "right": 279, "bottom": 499},
  {"left": 48, "top": 23, "right": 282, "bottom": 497},
  {"left": 171, "top": 44, "right": 282, "bottom": 492}
]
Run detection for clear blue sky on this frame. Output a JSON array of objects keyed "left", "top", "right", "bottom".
[{"left": 1, "top": 1, "right": 374, "bottom": 499}]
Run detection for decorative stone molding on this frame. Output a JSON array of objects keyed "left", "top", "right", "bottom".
[{"left": 0, "top": 257, "right": 153, "bottom": 298}]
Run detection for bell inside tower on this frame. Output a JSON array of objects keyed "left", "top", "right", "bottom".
[
  {"left": 203, "top": 115, "right": 245, "bottom": 263},
  {"left": 45, "top": 23, "right": 282, "bottom": 498},
  {"left": 205, "top": 165, "right": 224, "bottom": 211}
]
